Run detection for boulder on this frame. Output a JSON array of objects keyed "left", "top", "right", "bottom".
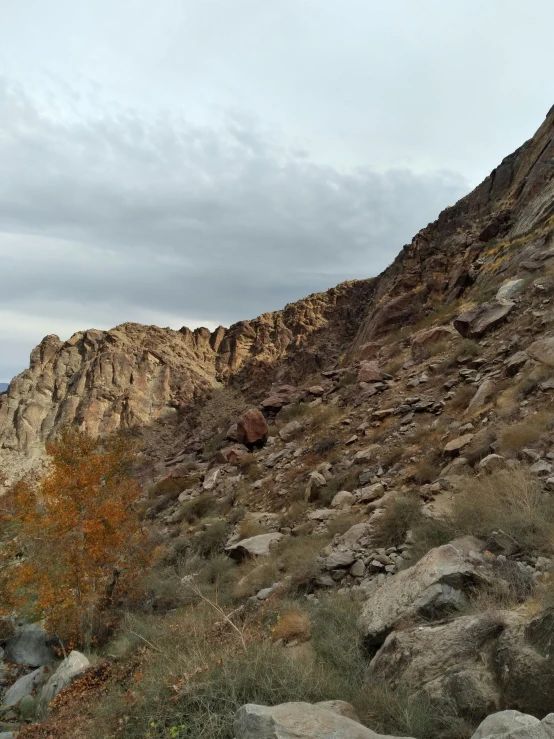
[
  {"left": 527, "top": 337, "right": 554, "bottom": 368},
  {"left": 505, "top": 351, "right": 529, "bottom": 375},
  {"left": 236, "top": 409, "right": 269, "bottom": 449},
  {"left": 3, "top": 666, "right": 49, "bottom": 706},
  {"left": 367, "top": 612, "right": 509, "bottom": 720},
  {"left": 234, "top": 701, "right": 414, "bottom": 739},
  {"left": 467, "top": 379, "right": 495, "bottom": 412},
  {"left": 454, "top": 300, "right": 515, "bottom": 338},
  {"left": 471, "top": 710, "right": 540, "bottom": 739},
  {"left": 217, "top": 444, "right": 250, "bottom": 465},
  {"left": 358, "top": 537, "right": 487, "bottom": 646},
  {"left": 279, "top": 420, "right": 302, "bottom": 441},
  {"left": 4, "top": 624, "right": 56, "bottom": 667},
  {"left": 226, "top": 532, "right": 283, "bottom": 560},
  {"left": 36, "top": 650, "right": 89, "bottom": 717},
  {"left": 475, "top": 714, "right": 554, "bottom": 738},
  {"left": 203, "top": 467, "right": 220, "bottom": 491},
  {"left": 444, "top": 434, "right": 474, "bottom": 455},
  {"left": 496, "top": 279, "right": 526, "bottom": 300},
  {"left": 331, "top": 490, "right": 354, "bottom": 508},
  {"left": 357, "top": 361, "right": 382, "bottom": 383},
  {"left": 410, "top": 326, "right": 455, "bottom": 361}
]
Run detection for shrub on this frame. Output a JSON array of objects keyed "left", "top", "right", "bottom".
[
  {"left": 498, "top": 416, "right": 548, "bottom": 453},
  {"left": 279, "top": 500, "right": 308, "bottom": 529},
  {"left": 457, "top": 339, "right": 482, "bottom": 358},
  {"left": 338, "top": 371, "right": 357, "bottom": 388},
  {"left": 233, "top": 558, "right": 279, "bottom": 600},
  {"left": 236, "top": 519, "right": 267, "bottom": 539},
  {"left": 308, "top": 404, "right": 343, "bottom": 432},
  {"left": 412, "top": 457, "right": 441, "bottom": 484},
  {"left": 179, "top": 493, "right": 217, "bottom": 524},
  {"left": 203, "top": 432, "right": 227, "bottom": 458},
  {"left": 277, "top": 535, "right": 330, "bottom": 592},
  {"left": 278, "top": 402, "right": 310, "bottom": 423},
  {"left": 450, "top": 467, "right": 554, "bottom": 555},
  {"left": 371, "top": 495, "right": 423, "bottom": 549},
  {"left": 383, "top": 358, "right": 404, "bottom": 376},
  {"left": 312, "top": 437, "right": 337, "bottom": 456},
  {"left": 315, "top": 478, "right": 342, "bottom": 506},
  {"left": 192, "top": 521, "right": 230, "bottom": 557},
  {"left": 449, "top": 384, "right": 476, "bottom": 411},
  {"left": 148, "top": 476, "right": 187, "bottom": 499},
  {"left": 327, "top": 512, "right": 364, "bottom": 537},
  {"left": 271, "top": 608, "right": 311, "bottom": 643}
]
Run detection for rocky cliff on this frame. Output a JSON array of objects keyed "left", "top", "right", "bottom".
[{"left": 0, "top": 280, "right": 374, "bottom": 457}]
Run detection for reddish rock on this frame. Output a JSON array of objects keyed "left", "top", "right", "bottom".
[
  {"left": 453, "top": 299, "right": 514, "bottom": 338},
  {"left": 261, "top": 384, "right": 297, "bottom": 411},
  {"left": 307, "top": 385, "right": 325, "bottom": 396},
  {"left": 357, "top": 361, "right": 382, "bottom": 383},
  {"left": 236, "top": 408, "right": 269, "bottom": 449},
  {"left": 217, "top": 444, "right": 251, "bottom": 465},
  {"left": 411, "top": 326, "right": 455, "bottom": 361}
]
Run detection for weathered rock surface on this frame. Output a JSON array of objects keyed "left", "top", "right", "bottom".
[
  {"left": 4, "top": 625, "right": 55, "bottom": 667},
  {"left": 454, "top": 300, "right": 515, "bottom": 339},
  {"left": 527, "top": 336, "right": 554, "bottom": 368},
  {"left": 226, "top": 532, "right": 283, "bottom": 560},
  {"left": 3, "top": 666, "right": 49, "bottom": 707},
  {"left": 411, "top": 326, "right": 455, "bottom": 360},
  {"left": 36, "top": 650, "right": 89, "bottom": 718},
  {"left": 359, "top": 537, "right": 487, "bottom": 646},
  {"left": 234, "top": 701, "right": 414, "bottom": 739},
  {"left": 471, "top": 710, "right": 540, "bottom": 739},
  {"left": 236, "top": 409, "right": 269, "bottom": 449}
]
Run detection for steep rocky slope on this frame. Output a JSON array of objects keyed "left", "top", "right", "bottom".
[{"left": 2, "top": 108, "right": 554, "bottom": 739}]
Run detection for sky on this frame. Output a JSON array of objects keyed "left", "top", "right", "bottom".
[{"left": 1, "top": 1, "right": 553, "bottom": 382}]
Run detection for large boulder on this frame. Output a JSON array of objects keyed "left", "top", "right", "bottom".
[
  {"left": 367, "top": 612, "right": 509, "bottom": 721},
  {"left": 526, "top": 337, "right": 554, "bottom": 368},
  {"left": 357, "top": 361, "right": 382, "bottom": 383},
  {"left": 226, "top": 532, "right": 283, "bottom": 560},
  {"left": 453, "top": 299, "right": 514, "bottom": 338},
  {"left": 236, "top": 409, "right": 269, "bottom": 449},
  {"left": 358, "top": 537, "right": 488, "bottom": 647},
  {"left": 471, "top": 710, "right": 540, "bottom": 739},
  {"left": 4, "top": 624, "right": 56, "bottom": 667},
  {"left": 36, "top": 650, "right": 89, "bottom": 718},
  {"left": 234, "top": 701, "right": 415, "bottom": 739},
  {"left": 3, "top": 666, "right": 49, "bottom": 707}
]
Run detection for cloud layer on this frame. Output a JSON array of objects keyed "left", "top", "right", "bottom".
[{"left": 0, "top": 78, "right": 468, "bottom": 381}]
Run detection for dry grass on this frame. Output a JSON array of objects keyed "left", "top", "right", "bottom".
[
  {"left": 383, "top": 358, "right": 404, "bottom": 375},
  {"left": 233, "top": 558, "right": 279, "bottom": 599},
  {"left": 277, "top": 535, "right": 330, "bottom": 592},
  {"left": 452, "top": 467, "right": 554, "bottom": 555},
  {"left": 236, "top": 519, "right": 267, "bottom": 539},
  {"left": 498, "top": 414, "right": 549, "bottom": 453},
  {"left": 327, "top": 512, "right": 364, "bottom": 536},
  {"left": 271, "top": 608, "right": 311, "bottom": 643},
  {"left": 449, "top": 384, "right": 476, "bottom": 412},
  {"left": 179, "top": 493, "right": 218, "bottom": 524},
  {"left": 412, "top": 457, "right": 441, "bottom": 484},
  {"left": 371, "top": 495, "right": 423, "bottom": 548},
  {"left": 279, "top": 500, "right": 309, "bottom": 528}
]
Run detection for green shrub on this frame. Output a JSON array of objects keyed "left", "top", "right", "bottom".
[
  {"left": 179, "top": 493, "right": 217, "bottom": 524},
  {"left": 192, "top": 521, "right": 230, "bottom": 557}
]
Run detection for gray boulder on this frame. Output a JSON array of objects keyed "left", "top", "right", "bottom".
[
  {"left": 358, "top": 537, "right": 487, "bottom": 646},
  {"left": 0, "top": 733, "right": 15, "bottom": 739},
  {"left": 234, "top": 701, "right": 415, "bottom": 739},
  {"left": 36, "top": 650, "right": 89, "bottom": 717},
  {"left": 226, "top": 532, "right": 283, "bottom": 560},
  {"left": 496, "top": 279, "right": 525, "bottom": 300},
  {"left": 3, "top": 665, "right": 49, "bottom": 706},
  {"left": 4, "top": 624, "right": 56, "bottom": 667},
  {"left": 367, "top": 612, "right": 508, "bottom": 721},
  {"left": 454, "top": 299, "right": 514, "bottom": 338},
  {"left": 471, "top": 710, "right": 539, "bottom": 738},
  {"left": 527, "top": 337, "right": 554, "bottom": 368},
  {"left": 472, "top": 712, "right": 554, "bottom": 738}
]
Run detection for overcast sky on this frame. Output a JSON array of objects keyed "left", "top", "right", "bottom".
[{"left": 1, "top": 0, "right": 553, "bottom": 382}]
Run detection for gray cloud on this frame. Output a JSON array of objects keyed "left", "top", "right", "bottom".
[{"left": 0, "top": 77, "right": 468, "bottom": 381}]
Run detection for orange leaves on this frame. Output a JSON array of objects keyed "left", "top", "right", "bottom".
[{"left": 1, "top": 428, "right": 150, "bottom": 649}]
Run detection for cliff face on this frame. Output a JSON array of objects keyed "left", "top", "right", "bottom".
[
  {"left": 1, "top": 105, "right": 553, "bottom": 458},
  {"left": 0, "top": 280, "right": 374, "bottom": 455},
  {"left": 349, "top": 104, "right": 554, "bottom": 352}
]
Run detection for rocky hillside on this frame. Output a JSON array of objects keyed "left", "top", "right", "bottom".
[{"left": 0, "top": 106, "right": 554, "bottom": 739}]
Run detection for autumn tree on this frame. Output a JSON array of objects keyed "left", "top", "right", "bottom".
[{"left": 0, "top": 428, "right": 149, "bottom": 650}]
